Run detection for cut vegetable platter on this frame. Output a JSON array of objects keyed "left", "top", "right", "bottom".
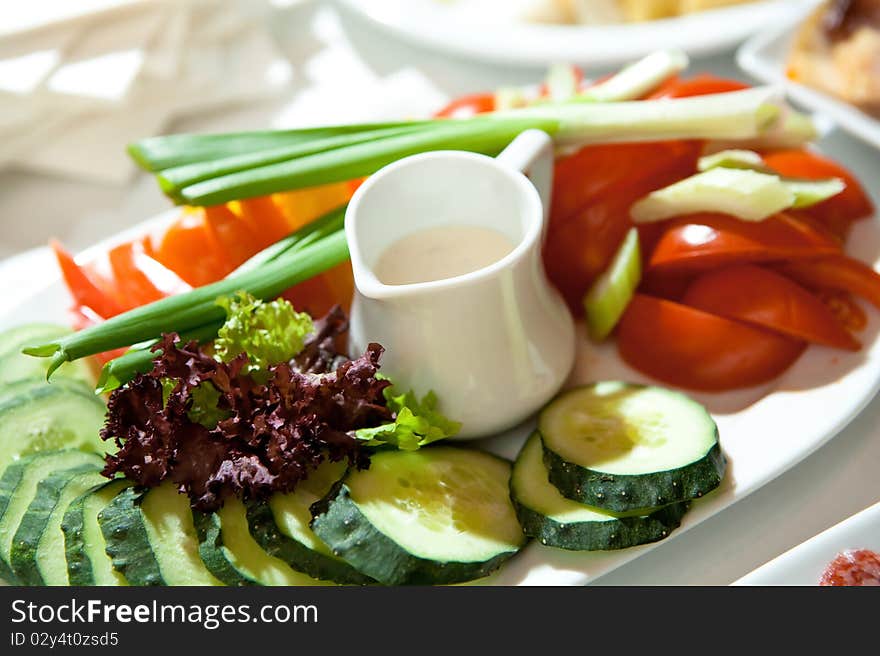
[
  {"left": 2, "top": 51, "right": 880, "bottom": 587},
  {"left": 1, "top": 209, "right": 878, "bottom": 586}
]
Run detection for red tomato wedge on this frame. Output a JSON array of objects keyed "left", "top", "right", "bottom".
[
  {"left": 545, "top": 141, "right": 701, "bottom": 311},
  {"left": 550, "top": 140, "right": 701, "bottom": 227},
  {"left": 51, "top": 241, "right": 123, "bottom": 319},
  {"left": 775, "top": 256, "right": 880, "bottom": 310},
  {"left": 617, "top": 294, "right": 806, "bottom": 391},
  {"left": 762, "top": 149, "right": 874, "bottom": 240},
  {"left": 434, "top": 93, "right": 496, "bottom": 119},
  {"left": 681, "top": 264, "right": 860, "bottom": 351},
  {"left": 108, "top": 242, "right": 191, "bottom": 310},
  {"left": 815, "top": 289, "right": 868, "bottom": 333},
  {"left": 648, "top": 212, "right": 840, "bottom": 273},
  {"left": 152, "top": 209, "right": 229, "bottom": 287},
  {"left": 646, "top": 74, "right": 750, "bottom": 99}
]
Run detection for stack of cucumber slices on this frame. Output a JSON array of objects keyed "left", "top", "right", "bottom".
[
  {"left": 0, "top": 324, "right": 527, "bottom": 587},
  {"left": 511, "top": 382, "right": 725, "bottom": 551},
  {"left": 0, "top": 324, "right": 723, "bottom": 586}
]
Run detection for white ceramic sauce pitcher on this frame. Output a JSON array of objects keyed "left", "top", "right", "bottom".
[{"left": 346, "top": 130, "right": 575, "bottom": 439}]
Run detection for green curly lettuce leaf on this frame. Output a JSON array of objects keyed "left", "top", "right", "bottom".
[
  {"left": 213, "top": 292, "right": 314, "bottom": 379},
  {"left": 354, "top": 386, "right": 461, "bottom": 450}
]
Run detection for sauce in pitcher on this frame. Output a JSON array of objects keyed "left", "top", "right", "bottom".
[{"left": 373, "top": 225, "right": 515, "bottom": 285}]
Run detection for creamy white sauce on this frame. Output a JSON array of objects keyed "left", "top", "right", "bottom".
[{"left": 373, "top": 225, "right": 515, "bottom": 285}]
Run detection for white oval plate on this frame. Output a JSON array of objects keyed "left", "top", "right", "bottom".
[
  {"left": 733, "top": 500, "right": 880, "bottom": 585},
  {"left": 337, "top": 0, "right": 811, "bottom": 67},
  {"left": 1, "top": 203, "right": 879, "bottom": 586},
  {"left": 737, "top": 8, "right": 880, "bottom": 151}
]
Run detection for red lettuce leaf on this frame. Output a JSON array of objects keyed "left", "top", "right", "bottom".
[{"left": 101, "top": 314, "right": 391, "bottom": 511}]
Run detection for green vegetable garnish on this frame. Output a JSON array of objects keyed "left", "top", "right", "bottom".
[
  {"left": 355, "top": 386, "right": 461, "bottom": 450},
  {"left": 132, "top": 86, "right": 788, "bottom": 207},
  {"left": 186, "top": 382, "right": 230, "bottom": 429},
  {"left": 214, "top": 293, "right": 313, "bottom": 379}
]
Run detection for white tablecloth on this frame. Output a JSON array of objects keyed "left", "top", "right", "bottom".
[{"left": 1, "top": 0, "right": 878, "bottom": 585}]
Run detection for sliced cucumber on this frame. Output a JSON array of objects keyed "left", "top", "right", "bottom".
[
  {"left": 11, "top": 461, "right": 105, "bottom": 585},
  {"left": 0, "top": 381, "right": 107, "bottom": 476},
  {"left": 539, "top": 382, "right": 724, "bottom": 512},
  {"left": 195, "top": 497, "right": 327, "bottom": 587},
  {"left": 631, "top": 167, "right": 794, "bottom": 223},
  {"left": 511, "top": 433, "right": 689, "bottom": 550},
  {"left": 311, "top": 448, "right": 525, "bottom": 585},
  {"left": 0, "top": 451, "right": 102, "bottom": 584},
  {"left": 101, "top": 483, "right": 222, "bottom": 586},
  {"left": 62, "top": 480, "right": 131, "bottom": 586},
  {"left": 0, "top": 324, "right": 94, "bottom": 385},
  {"left": 583, "top": 227, "right": 641, "bottom": 341},
  {"left": 248, "top": 460, "right": 373, "bottom": 585}
]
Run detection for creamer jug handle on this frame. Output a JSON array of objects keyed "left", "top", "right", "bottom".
[{"left": 495, "top": 129, "right": 554, "bottom": 226}]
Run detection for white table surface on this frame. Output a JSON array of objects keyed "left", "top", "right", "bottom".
[{"left": 1, "top": 0, "right": 878, "bottom": 585}]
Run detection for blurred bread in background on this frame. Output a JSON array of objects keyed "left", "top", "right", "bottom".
[{"left": 788, "top": 0, "right": 880, "bottom": 116}]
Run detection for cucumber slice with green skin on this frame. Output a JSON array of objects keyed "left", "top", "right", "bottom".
[
  {"left": 0, "top": 324, "right": 94, "bottom": 385},
  {"left": 195, "top": 497, "right": 327, "bottom": 587},
  {"left": 247, "top": 460, "right": 373, "bottom": 585},
  {"left": 0, "top": 451, "right": 102, "bottom": 584},
  {"left": 0, "top": 381, "right": 107, "bottom": 477},
  {"left": 10, "top": 461, "right": 105, "bottom": 585},
  {"left": 101, "top": 483, "right": 223, "bottom": 586},
  {"left": 511, "top": 433, "right": 689, "bottom": 551},
  {"left": 100, "top": 487, "right": 162, "bottom": 586},
  {"left": 539, "top": 382, "right": 724, "bottom": 513},
  {"left": 583, "top": 227, "right": 641, "bottom": 341},
  {"left": 311, "top": 448, "right": 525, "bottom": 585},
  {"left": 62, "top": 480, "right": 131, "bottom": 586}
]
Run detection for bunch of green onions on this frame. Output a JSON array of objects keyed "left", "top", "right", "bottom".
[{"left": 24, "top": 51, "right": 816, "bottom": 386}]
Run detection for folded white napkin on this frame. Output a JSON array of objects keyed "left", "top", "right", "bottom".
[{"left": 0, "top": 0, "right": 293, "bottom": 184}]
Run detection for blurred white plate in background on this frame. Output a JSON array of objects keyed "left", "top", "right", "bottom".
[
  {"left": 337, "top": 0, "right": 812, "bottom": 67},
  {"left": 734, "top": 501, "right": 880, "bottom": 585}
]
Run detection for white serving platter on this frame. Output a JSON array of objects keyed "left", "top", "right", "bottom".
[
  {"left": 337, "top": 0, "right": 812, "bottom": 67},
  {"left": 1, "top": 201, "right": 879, "bottom": 586},
  {"left": 737, "top": 8, "right": 880, "bottom": 151},
  {"left": 734, "top": 500, "right": 880, "bottom": 585}
]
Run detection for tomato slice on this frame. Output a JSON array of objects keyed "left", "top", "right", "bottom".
[
  {"left": 153, "top": 209, "right": 230, "bottom": 287},
  {"left": 762, "top": 149, "right": 875, "bottom": 240},
  {"left": 815, "top": 289, "right": 868, "bottom": 333},
  {"left": 681, "top": 264, "right": 859, "bottom": 351},
  {"left": 617, "top": 294, "right": 806, "bottom": 391},
  {"left": 550, "top": 140, "right": 701, "bottom": 228},
  {"left": 434, "top": 93, "right": 496, "bottom": 119},
  {"left": 648, "top": 212, "right": 840, "bottom": 273},
  {"left": 774, "top": 256, "right": 880, "bottom": 310},
  {"left": 646, "top": 74, "right": 750, "bottom": 99},
  {"left": 545, "top": 141, "right": 701, "bottom": 311},
  {"left": 51, "top": 240, "right": 123, "bottom": 319}
]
